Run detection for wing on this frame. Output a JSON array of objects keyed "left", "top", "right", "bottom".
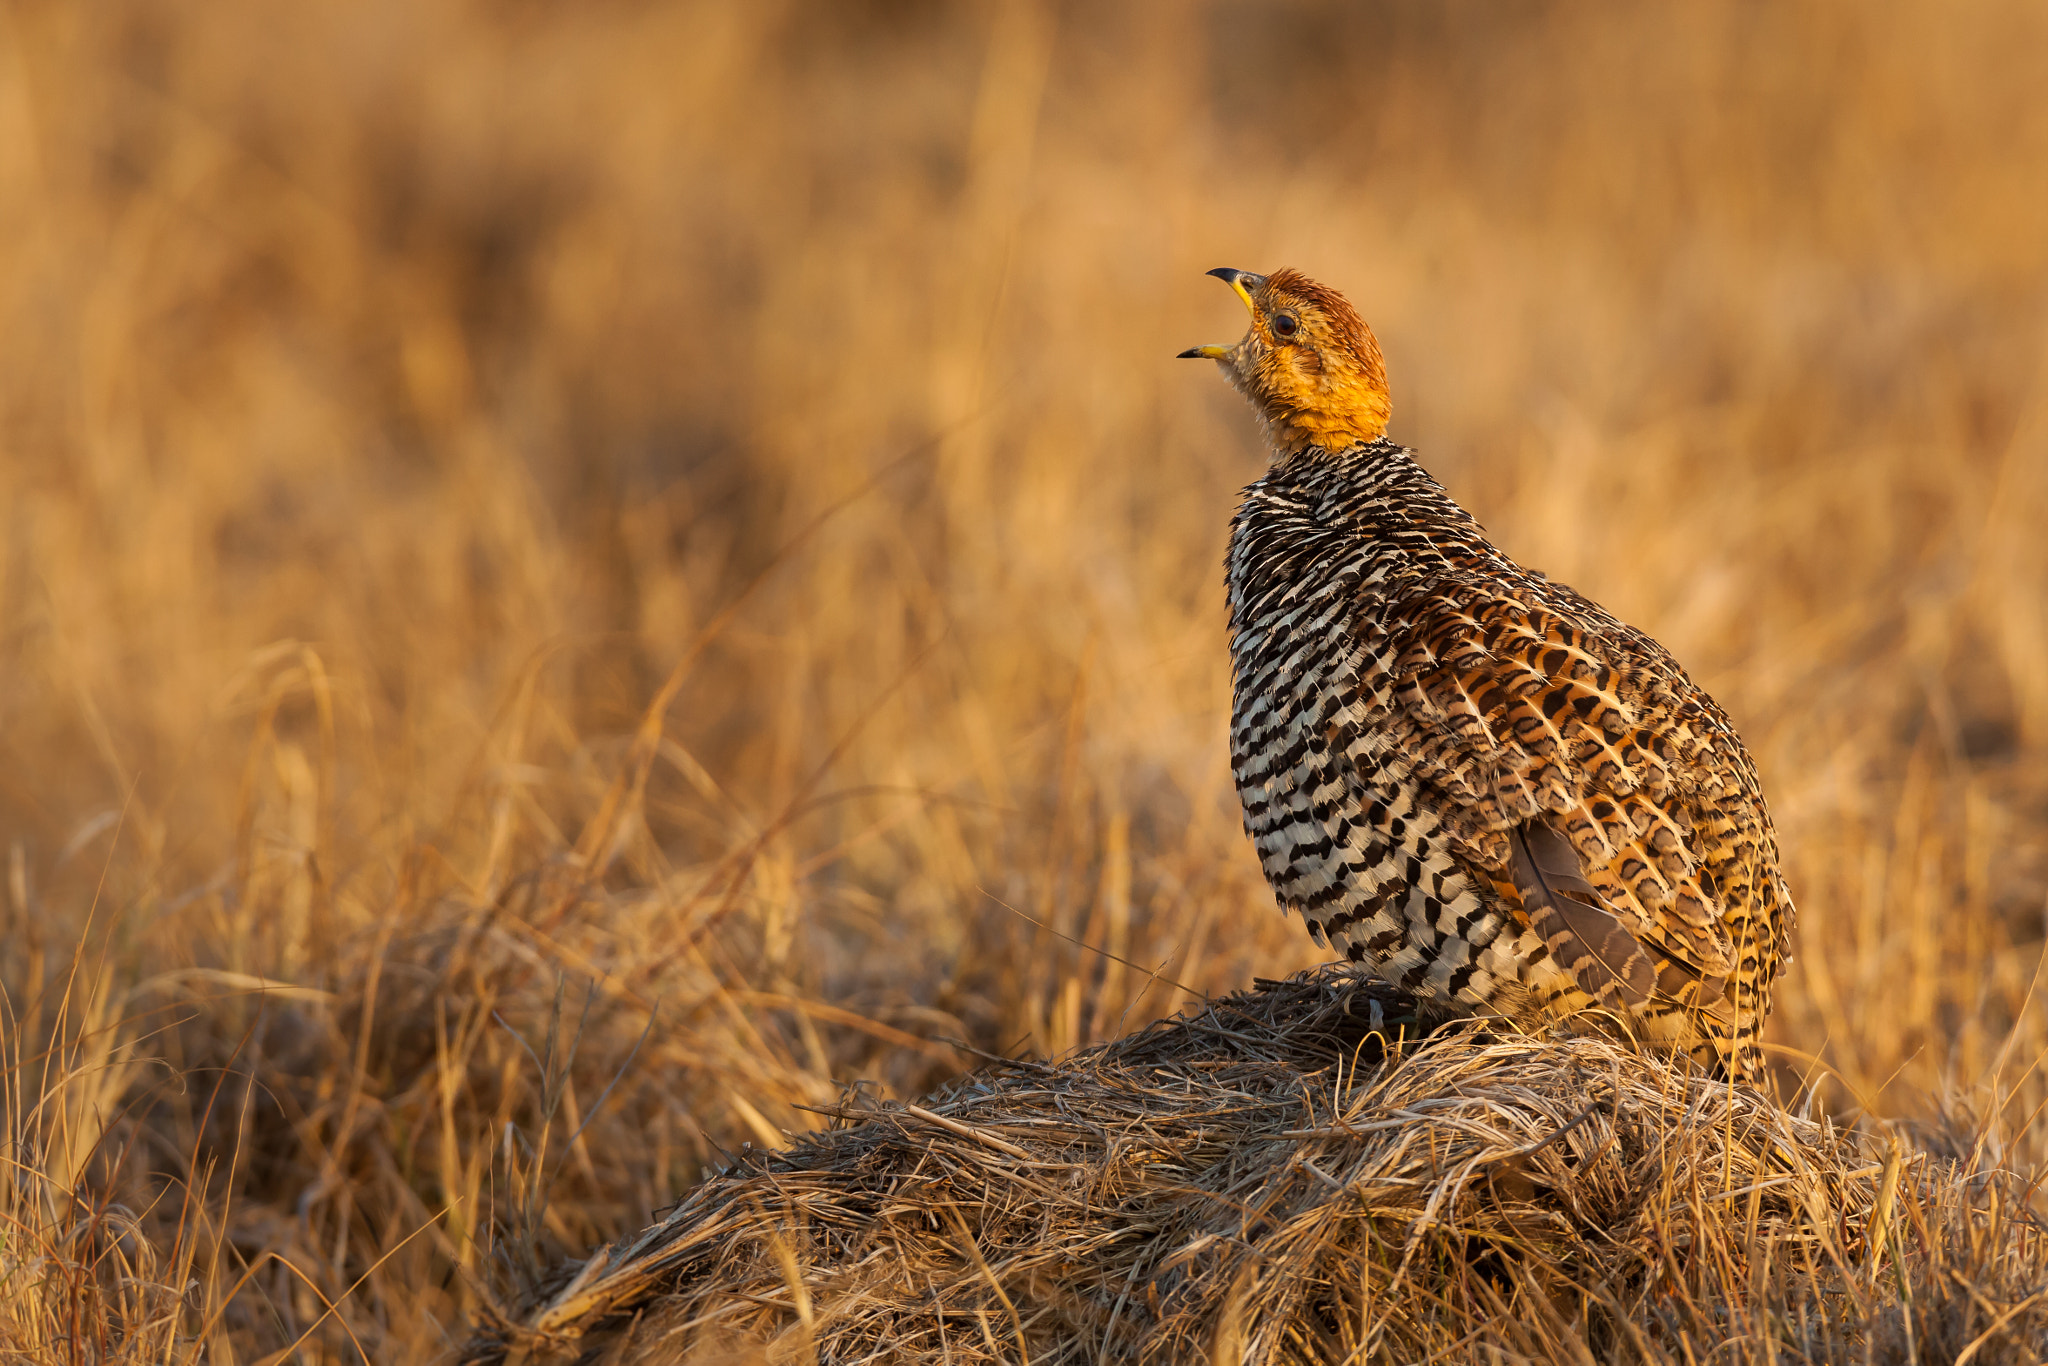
[
  {"left": 1509, "top": 821, "right": 1658, "bottom": 1008},
  {"left": 1360, "top": 583, "right": 1769, "bottom": 1001}
]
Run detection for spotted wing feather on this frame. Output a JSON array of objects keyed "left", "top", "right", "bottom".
[
  {"left": 1508, "top": 822, "right": 1654, "bottom": 1008},
  {"left": 1377, "top": 587, "right": 1749, "bottom": 976}
]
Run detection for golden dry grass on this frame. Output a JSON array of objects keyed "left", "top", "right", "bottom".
[
  {"left": 0, "top": 0, "right": 2045, "bottom": 1359},
  {"left": 462, "top": 971, "right": 2048, "bottom": 1365}
]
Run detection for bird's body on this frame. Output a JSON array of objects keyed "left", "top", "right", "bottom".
[{"left": 1184, "top": 268, "right": 1792, "bottom": 1079}]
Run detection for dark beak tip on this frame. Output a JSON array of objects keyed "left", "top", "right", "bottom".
[
  {"left": 1204, "top": 266, "right": 1269, "bottom": 292},
  {"left": 1176, "top": 347, "right": 1207, "bottom": 359}
]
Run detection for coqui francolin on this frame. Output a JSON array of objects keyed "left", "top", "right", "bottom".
[{"left": 1182, "top": 267, "right": 1793, "bottom": 1081}]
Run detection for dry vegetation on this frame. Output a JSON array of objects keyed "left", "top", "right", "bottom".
[
  {"left": 464, "top": 972, "right": 2048, "bottom": 1365},
  {"left": 0, "top": 0, "right": 2045, "bottom": 1360}
]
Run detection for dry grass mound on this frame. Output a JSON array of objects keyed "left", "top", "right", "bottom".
[{"left": 463, "top": 969, "right": 2047, "bottom": 1365}]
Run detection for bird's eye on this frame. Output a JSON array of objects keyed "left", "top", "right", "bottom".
[{"left": 1272, "top": 312, "right": 1300, "bottom": 338}]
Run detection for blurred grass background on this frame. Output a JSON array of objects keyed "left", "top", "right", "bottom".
[{"left": 1, "top": 0, "right": 2045, "bottom": 1357}]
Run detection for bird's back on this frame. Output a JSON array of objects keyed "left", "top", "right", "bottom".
[{"left": 1226, "top": 439, "right": 1792, "bottom": 1078}]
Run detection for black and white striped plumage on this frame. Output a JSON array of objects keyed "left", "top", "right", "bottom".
[{"left": 1186, "top": 268, "right": 1793, "bottom": 1078}]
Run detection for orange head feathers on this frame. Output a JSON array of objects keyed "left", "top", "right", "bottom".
[{"left": 1179, "top": 268, "right": 1391, "bottom": 455}]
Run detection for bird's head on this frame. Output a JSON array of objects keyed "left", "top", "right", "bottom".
[{"left": 1179, "top": 267, "right": 1391, "bottom": 456}]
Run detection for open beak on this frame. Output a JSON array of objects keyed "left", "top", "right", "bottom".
[{"left": 1177, "top": 266, "right": 1268, "bottom": 359}]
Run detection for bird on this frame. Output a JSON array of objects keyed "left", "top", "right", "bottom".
[{"left": 1180, "top": 267, "right": 1793, "bottom": 1081}]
